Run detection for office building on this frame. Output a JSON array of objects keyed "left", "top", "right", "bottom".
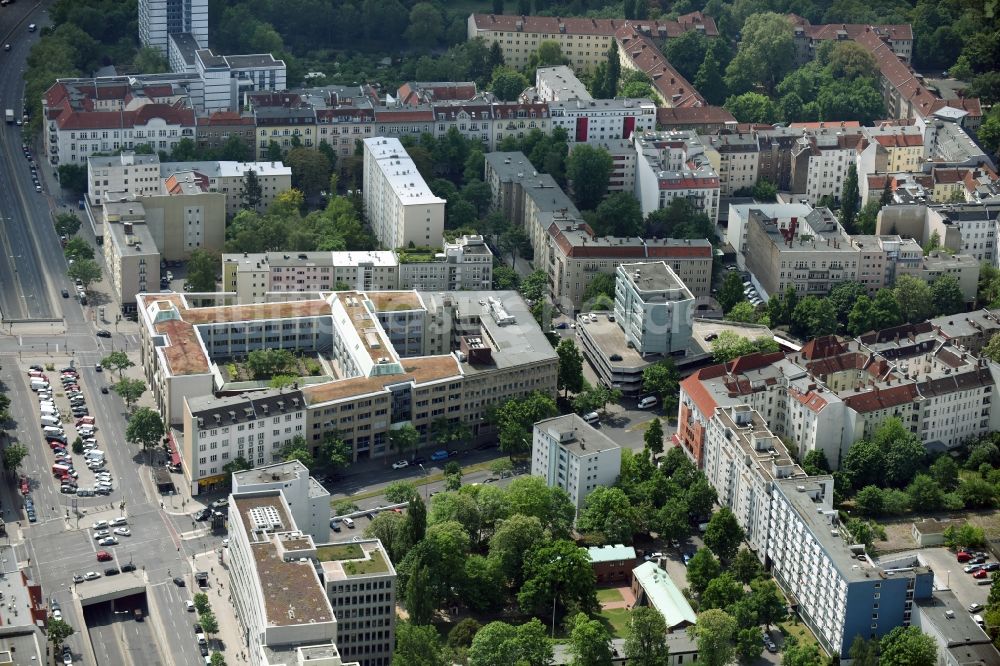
[
  {"left": 138, "top": 290, "right": 557, "bottom": 489},
  {"left": 613, "top": 262, "right": 694, "bottom": 355},
  {"left": 196, "top": 50, "right": 287, "bottom": 113},
  {"left": 362, "top": 138, "right": 446, "bottom": 249},
  {"left": 633, "top": 131, "right": 721, "bottom": 221},
  {"left": 227, "top": 491, "right": 343, "bottom": 666},
  {"left": 531, "top": 414, "right": 621, "bottom": 511},
  {"left": 139, "top": 0, "right": 208, "bottom": 56},
  {"left": 397, "top": 236, "right": 493, "bottom": 292},
  {"left": 232, "top": 460, "right": 330, "bottom": 543},
  {"left": 316, "top": 539, "right": 397, "bottom": 666},
  {"left": 913, "top": 589, "right": 1000, "bottom": 666}
]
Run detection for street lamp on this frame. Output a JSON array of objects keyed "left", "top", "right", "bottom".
[{"left": 419, "top": 464, "right": 428, "bottom": 500}]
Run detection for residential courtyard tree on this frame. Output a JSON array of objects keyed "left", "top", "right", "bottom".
[
  {"left": 556, "top": 339, "right": 584, "bottom": 397},
  {"left": 623, "top": 606, "right": 670, "bottom": 666}
]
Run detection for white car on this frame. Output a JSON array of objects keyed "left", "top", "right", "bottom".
[
  {"left": 391, "top": 460, "right": 409, "bottom": 470},
  {"left": 92, "top": 521, "right": 108, "bottom": 530},
  {"left": 113, "top": 527, "right": 130, "bottom": 536},
  {"left": 110, "top": 517, "right": 127, "bottom": 526},
  {"left": 185, "top": 600, "right": 195, "bottom": 612},
  {"left": 52, "top": 607, "right": 62, "bottom": 620},
  {"left": 98, "top": 537, "right": 118, "bottom": 546},
  {"left": 93, "top": 529, "right": 110, "bottom": 538},
  {"left": 83, "top": 571, "right": 101, "bottom": 581}
]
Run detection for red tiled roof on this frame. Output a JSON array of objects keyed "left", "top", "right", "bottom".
[
  {"left": 617, "top": 28, "right": 706, "bottom": 108},
  {"left": 789, "top": 121, "right": 861, "bottom": 129},
  {"left": 680, "top": 372, "right": 718, "bottom": 419},
  {"left": 656, "top": 106, "right": 735, "bottom": 127},
  {"left": 469, "top": 13, "right": 719, "bottom": 38},
  {"left": 842, "top": 383, "right": 918, "bottom": 412},
  {"left": 933, "top": 168, "right": 964, "bottom": 185},
  {"left": 873, "top": 133, "right": 923, "bottom": 148},
  {"left": 929, "top": 97, "right": 983, "bottom": 119},
  {"left": 798, "top": 336, "right": 848, "bottom": 360},
  {"left": 55, "top": 103, "right": 195, "bottom": 131},
  {"left": 646, "top": 245, "right": 713, "bottom": 258}
]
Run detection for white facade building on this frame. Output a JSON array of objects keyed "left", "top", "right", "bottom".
[
  {"left": 549, "top": 97, "right": 657, "bottom": 145},
  {"left": 633, "top": 131, "right": 721, "bottom": 221},
  {"left": 88, "top": 152, "right": 163, "bottom": 205},
  {"left": 138, "top": 0, "right": 209, "bottom": 56},
  {"left": 531, "top": 414, "right": 621, "bottom": 511},
  {"left": 397, "top": 235, "right": 494, "bottom": 291},
  {"left": 196, "top": 50, "right": 287, "bottom": 113},
  {"left": 232, "top": 460, "right": 331, "bottom": 544},
  {"left": 362, "top": 138, "right": 446, "bottom": 249},
  {"left": 613, "top": 262, "right": 694, "bottom": 355},
  {"left": 159, "top": 160, "right": 292, "bottom": 218}
]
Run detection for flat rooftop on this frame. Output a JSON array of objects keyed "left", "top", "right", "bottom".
[
  {"left": 232, "top": 493, "right": 334, "bottom": 628},
  {"left": 301, "top": 355, "right": 461, "bottom": 405},
  {"left": 365, "top": 291, "right": 423, "bottom": 312},
  {"left": 106, "top": 221, "right": 158, "bottom": 257},
  {"left": 233, "top": 460, "right": 309, "bottom": 486},
  {"left": 160, "top": 160, "right": 291, "bottom": 180},
  {"left": 536, "top": 414, "right": 620, "bottom": 456},
  {"left": 620, "top": 261, "right": 691, "bottom": 298},
  {"left": 579, "top": 315, "right": 660, "bottom": 371},
  {"left": 363, "top": 137, "right": 444, "bottom": 206},
  {"left": 316, "top": 539, "right": 395, "bottom": 581},
  {"left": 690, "top": 319, "right": 774, "bottom": 354},
  {"left": 535, "top": 65, "right": 592, "bottom": 101},
  {"left": 89, "top": 152, "right": 160, "bottom": 168}
]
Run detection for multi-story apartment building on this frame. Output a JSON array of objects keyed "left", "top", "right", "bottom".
[
  {"left": 103, "top": 213, "right": 160, "bottom": 314},
  {"left": 727, "top": 202, "right": 815, "bottom": 262},
  {"left": 548, "top": 97, "right": 657, "bottom": 145},
  {"left": 531, "top": 414, "right": 621, "bottom": 511},
  {"left": 878, "top": 202, "right": 1000, "bottom": 265},
  {"left": 850, "top": 234, "right": 924, "bottom": 294},
  {"left": 678, "top": 331, "right": 1000, "bottom": 471},
  {"left": 858, "top": 125, "right": 926, "bottom": 174},
  {"left": 185, "top": 390, "right": 308, "bottom": 494},
  {"left": 790, "top": 129, "right": 864, "bottom": 205},
  {"left": 194, "top": 110, "right": 256, "bottom": 156},
  {"left": 221, "top": 237, "right": 493, "bottom": 304},
  {"left": 702, "top": 132, "right": 760, "bottom": 195},
  {"left": 362, "top": 137, "right": 446, "bottom": 250},
  {"left": 43, "top": 78, "right": 197, "bottom": 166},
  {"left": 159, "top": 159, "right": 292, "bottom": 217},
  {"left": 633, "top": 131, "right": 721, "bottom": 220},
  {"left": 139, "top": 289, "right": 557, "bottom": 485},
  {"left": 613, "top": 262, "right": 694, "bottom": 355},
  {"left": 88, "top": 152, "right": 163, "bottom": 205},
  {"left": 317, "top": 539, "right": 397, "bottom": 666},
  {"left": 533, "top": 66, "right": 591, "bottom": 102},
  {"left": 227, "top": 490, "right": 344, "bottom": 666},
  {"left": 232, "top": 460, "right": 330, "bottom": 543},
  {"left": 195, "top": 50, "right": 287, "bottom": 112},
  {"left": 139, "top": 0, "right": 208, "bottom": 56},
  {"left": 743, "top": 206, "right": 859, "bottom": 298}
]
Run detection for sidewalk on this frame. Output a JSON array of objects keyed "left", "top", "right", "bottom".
[{"left": 192, "top": 549, "right": 248, "bottom": 665}]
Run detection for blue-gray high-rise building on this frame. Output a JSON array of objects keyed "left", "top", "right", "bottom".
[{"left": 139, "top": 0, "right": 209, "bottom": 55}]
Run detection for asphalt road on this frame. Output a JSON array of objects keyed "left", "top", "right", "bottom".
[{"left": 0, "top": 2, "right": 65, "bottom": 322}]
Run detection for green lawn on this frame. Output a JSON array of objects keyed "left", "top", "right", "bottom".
[
  {"left": 315, "top": 543, "right": 364, "bottom": 561},
  {"left": 599, "top": 608, "right": 631, "bottom": 637},
  {"left": 597, "top": 588, "right": 624, "bottom": 603},
  {"left": 778, "top": 617, "right": 820, "bottom": 649}
]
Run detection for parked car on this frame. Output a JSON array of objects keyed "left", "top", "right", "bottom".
[
  {"left": 83, "top": 571, "right": 101, "bottom": 581},
  {"left": 964, "top": 564, "right": 983, "bottom": 574},
  {"left": 431, "top": 450, "right": 449, "bottom": 461},
  {"left": 957, "top": 551, "right": 972, "bottom": 562},
  {"left": 121, "top": 563, "right": 136, "bottom": 573},
  {"left": 173, "top": 577, "right": 186, "bottom": 587},
  {"left": 969, "top": 603, "right": 984, "bottom": 613},
  {"left": 391, "top": 460, "right": 409, "bottom": 469}
]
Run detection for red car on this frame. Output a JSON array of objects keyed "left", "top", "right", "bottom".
[
  {"left": 96, "top": 551, "right": 112, "bottom": 562},
  {"left": 974, "top": 568, "right": 989, "bottom": 579},
  {"left": 957, "top": 551, "right": 972, "bottom": 563}
]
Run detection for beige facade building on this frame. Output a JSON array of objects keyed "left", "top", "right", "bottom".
[
  {"left": 160, "top": 160, "right": 292, "bottom": 217},
  {"left": 139, "top": 177, "right": 227, "bottom": 260},
  {"left": 362, "top": 137, "right": 445, "bottom": 249},
  {"left": 88, "top": 151, "right": 162, "bottom": 205},
  {"left": 138, "top": 290, "right": 556, "bottom": 482},
  {"left": 103, "top": 209, "right": 161, "bottom": 314},
  {"left": 702, "top": 132, "right": 760, "bottom": 196}
]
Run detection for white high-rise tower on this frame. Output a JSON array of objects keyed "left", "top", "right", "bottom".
[{"left": 139, "top": 0, "right": 209, "bottom": 54}]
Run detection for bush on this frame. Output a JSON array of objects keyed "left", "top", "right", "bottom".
[{"left": 943, "top": 523, "right": 986, "bottom": 549}]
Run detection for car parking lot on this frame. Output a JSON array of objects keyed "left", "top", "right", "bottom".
[
  {"left": 918, "top": 547, "right": 991, "bottom": 610},
  {"left": 26, "top": 364, "right": 116, "bottom": 502}
]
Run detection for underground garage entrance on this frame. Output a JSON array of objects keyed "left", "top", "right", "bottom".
[{"left": 78, "top": 576, "right": 164, "bottom": 666}]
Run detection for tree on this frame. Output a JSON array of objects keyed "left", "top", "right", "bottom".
[
  {"left": 489, "top": 66, "right": 529, "bottom": 101},
  {"left": 63, "top": 237, "right": 94, "bottom": 261},
  {"left": 958, "top": 476, "right": 996, "bottom": 508},
  {"left": 802, "top": 449, "right": 829, "bottom": 476},
  {"left": 694, "top": 47, "right": 727, "bottom": 105},
  {"left": 929, "top": 455, "right": 960, "bottom": 490},
  {"left": 879, "top": 626, "right": 937, "bottom": 666},
  {"left": 490, "top": 392, "right": 558, "bottom": 456},
  {"left": 731, "top": 548, "right": 761, "bottom": 585},
  {"left": 193, "top": 593, "right": 210, "bottom": 615},
  {"left": 556, "top": 339, "right": 584, "bottom": 398},
  {"left": 724, "top": 92, "right": 777, "bottom": 124},
  {"left": 790, "top": 296, "right": 837, "bottom": 338},
  {"left": 210, "top": 652, "right": 226, "bottom": 666},
  {"left": 493, "top": 265, "right": 520, "bottom": 290},
  {"left": 841, "top": 164, "right": 860, "bottom": 231},
  {"left": 855, "top": 485, "right": 887, "bottom": 515},
  {"left": 385, "top": 481, "right": 419, "bottom": 504},
  {"left": 644, "top": 418, "right": 664, "bottom": 458},
  {"left": 931, "top": 275, "right": 965, "bottom": 316},
  {"left": 47, "top": 617, "right": 75, "bottom": 651},
  {"left": 577, "top": 486, "right": 638, "bottom": 544},
  {"left": 690, "top": 609, "right": 737, "bottom": 666},
  {"left": 641, "top": 360, "right": 680, "bottom": 413},
  {"left": 2, "top": 443, "right": 28, "bottom": 473},
  {"left": 724, "top": 12, "right": 795, "bottom": 94},
  {"left": 685, "top": 478, "right": 718, "bottom": 520},
  {"left": 518, "top": 539, "right": 598, "bottom": 619},
  {"left": 125, "top": 406, "right": 165, "bottom": 462},
  {"left": 408, "top": 496, "right": 427, "bottom": 545},
  {"left": 468, "top": 619, "right": 553, "bottom": 666},
  {"left": 186, "top": 249, "right": 219, "bottom": 292},
  {"left": 279, "top": 438, "right": 315, "bottom": 471},
  {"left": 489, "top": 458, "right": 514, "bottom": 480},
  {"left": 499, "top": 227, "right": 530, "bottom": 265},
  {"left": 701, "top": 572, "right": 744, "bottom": 610},
  {"left": 198, "top": 611, "right": 219, "bottom": 637},
  {"left": 703, "top": 508, "right": 743, "bottom": 562},
  {"left": 404, "top": 2, "right": 443, "bottom": 50},
  {"left": 686, "top": 548, "right": 721, "bottom": 595},
  {"left": 566, "top": 145, "right": 613, "bottom": 211},
  {"left": 718, "top": 272, "right": 746, "bottom": 313},
  {"left": 750, "top": 577, "right": 786, "bottom": 627},
  {"left": 54, "top": 213, "right": 82, "bottom": 237},
  {"left": 782, "top": 640, "right": 825, "bottom": 665},
  {"left": 624, "top": 606, "right": 669, "bottom": 666},
  {"left": 285, "top": 148, "right": 331, "bottom": 198},
  {"left": 520, "top": 270, "right": 549, "bottom": 302},
  {"left": 393, "top": 621, "right": 446, "bottom": 666},
  {"left": 568, "top": 612, "right": 613, "bottom": 666},
  {"left": 592, "top": 192, "right": 643, "bottom": 237},
  {"left": 390, "top": 424, "right": 420, "bottom": 458},
  {"left": 222, "top": 456, "right": 252, "bottom": 477},
  {"left": 57, "top": 164, "right": 88, "bottom": 195},
  {"left": 448, "top": 618, "right": 482, "bottom": 649},
  {"left": 532, "top": 40, "right": 567, "bottom": 69},
  {"left": 101, "top": 350, "right": 134, "bottom": 380},
  {"left": 67, "top": 258, "right": 102, "bottom": 291},
  {"left": 112, "top": 377, "right": 147, "bottom": 412},
  {"left": 405, "top": 564, "right": 435, "bottom": 625},
  {"left": 605, "top": 41, "right": 621, "bottom": 97},
  {"left": 895, "top": 275, "right": 934, "bottom": 323}
]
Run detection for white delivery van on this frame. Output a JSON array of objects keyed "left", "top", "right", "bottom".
[
  {"left": 40, "top": 416, "right": 60, "bottom": 427},
  {"left": 43, "top": 426, "right": 65, "bottom": 436},
  {"left": 40, "top": 406, "right": 58, "bottom": 416},
  {"left": 30, "top": 379, "right": 48, "bottom": 391}
]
